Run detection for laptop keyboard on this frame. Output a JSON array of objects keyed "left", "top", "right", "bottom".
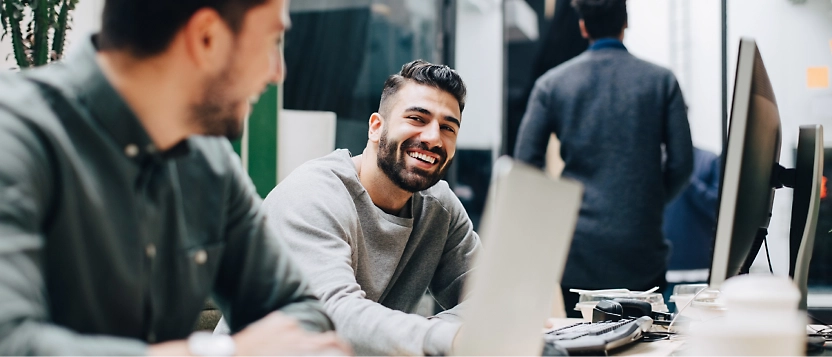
[{"left": 543, "top": 316, "right": 653, "bottom": 354}]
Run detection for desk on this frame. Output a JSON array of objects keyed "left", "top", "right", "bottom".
[
  {"left": 546, "top": 319, "right": 832, "bottom": 356},
  {"left": 546, "top": 318, "right": 685, "bottom": 356}
]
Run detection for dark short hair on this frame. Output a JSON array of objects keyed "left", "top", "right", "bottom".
[
  {"left": 99, "top": 0, "right": 269, "bottom": 58},
  {"left": 571, "top": 0, "right": 627, "bottom": 40},
  {"left": 379, "top": 60, "right": 467, "bottom": 117}
]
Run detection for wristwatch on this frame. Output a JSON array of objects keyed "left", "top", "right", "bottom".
[{"left": 187, "top": 331, "right": 236, "bottom": 356}]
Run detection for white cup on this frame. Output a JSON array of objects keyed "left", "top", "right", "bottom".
[{"left": 685, "top": 275, "right": 806, "bottom": 356}]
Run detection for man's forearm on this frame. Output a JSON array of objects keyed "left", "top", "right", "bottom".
[
  {"left": 276, "top": 298, "right": 333, "bottom": 333},
  {"left": 0, "top": 320, "right": 147, "bottom": 356}
]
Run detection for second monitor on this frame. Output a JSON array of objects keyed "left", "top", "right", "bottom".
[{"left": 708, "top": 38, "right": 824, "bottom": 312}]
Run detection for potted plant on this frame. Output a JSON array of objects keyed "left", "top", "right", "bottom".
[{"left": 1, "top": 0, "right": 80, "bottom": 69}]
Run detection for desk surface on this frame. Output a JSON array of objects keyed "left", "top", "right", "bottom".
[{"left": 546, "top": 318, "right": 684, "bottom": 356}]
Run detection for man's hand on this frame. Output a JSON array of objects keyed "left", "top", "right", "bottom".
[{"left": 233, "top": 312, "right": 352, "bottom": 356}]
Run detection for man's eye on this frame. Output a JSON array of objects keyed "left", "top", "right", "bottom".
[
  {"left": 409, "top": 116, "right": 424, "bottom": 123},
  {"left": 442, "top": 125, "right": 456, "bottom": 133}
]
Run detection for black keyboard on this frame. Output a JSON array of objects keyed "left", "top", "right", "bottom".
[{"left": 543, "top": 316, "right": 653, "bottom": 354}]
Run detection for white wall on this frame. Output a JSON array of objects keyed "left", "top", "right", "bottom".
[
  {"left": 625, "top": 0, "right": 723, "bottom": 155},
  {"left": 455, "top": 0, "right": 504, "bottom": 152},
  {"left": 628, "top": 0, "right": 832, "bottom": 276},
  {"left": 727, "top": 0, "right": 832, "bottom": 275},
  {"left": 1, "top": 0, "right": 103, "bottom": 69}
]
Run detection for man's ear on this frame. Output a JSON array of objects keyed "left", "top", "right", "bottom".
[
  {"left": 182, "top": 8, "right": 234, "bottom": 72},
  {"left": 578, "top": 19, "right": 590, "bottom": 40},
  {"left": 368, "top": 113, "right": 384, "bottom": 143}
]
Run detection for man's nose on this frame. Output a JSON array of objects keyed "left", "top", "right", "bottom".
[
  {"left": 269, "top": 50, "right": 286, "bottom": 84},
  {"left": 419, "top": 120, "right": 442, "bottom": 148}
]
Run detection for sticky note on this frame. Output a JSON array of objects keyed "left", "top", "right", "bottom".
[
  {"left": 807, "top": 67, "right": 829, "bottom": 89},
  {"left": 829, "top": 40, "right": 832, "bottom": 55}
]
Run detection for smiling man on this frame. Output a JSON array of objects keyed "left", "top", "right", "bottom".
[
  {"left": 0, "top": 0, "right": 352, "bottom": 355},
  {"left": 261, "top": 60, "right": 481, "bottom": 355}
]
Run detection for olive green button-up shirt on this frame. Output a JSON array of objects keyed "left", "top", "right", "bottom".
[{"left": 0, "top": 37, "right": 332, "bottom": 355}]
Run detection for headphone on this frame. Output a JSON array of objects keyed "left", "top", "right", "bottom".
[{"left": 591, "top": 298, "right": 673, "bottom": 325}]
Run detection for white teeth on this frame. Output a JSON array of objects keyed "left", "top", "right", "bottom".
[{"left": 408, "top": 152, "right": 436, "bottom": 164}]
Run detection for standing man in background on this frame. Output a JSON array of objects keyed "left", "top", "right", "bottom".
[
  {"left": 0, "top": 0, "right": 351, "bottom": 355},
  {"left": 514, "top": 0, "right": 693, "bottom": 317}
]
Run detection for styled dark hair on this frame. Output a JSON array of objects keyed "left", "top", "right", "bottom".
[
  {"left": 99, "top": 0, "right": 269, "bottom": 58},
  {"left": 570, "top": 0, "right": 627, "bottom": 40},
  {"left": 379, "top": 60, "right": 467, "bottom": 117}
]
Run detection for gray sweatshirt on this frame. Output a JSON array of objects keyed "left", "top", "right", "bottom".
[{"left": 263, "top": 149, "right": 481, "bottom": 356}]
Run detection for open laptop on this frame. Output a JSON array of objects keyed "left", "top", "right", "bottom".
[{"left": 453, "top": 157, "right": 583, "bottom": 356}]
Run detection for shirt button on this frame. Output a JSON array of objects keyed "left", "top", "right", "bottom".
[
  {"left": 124, "top": 144, "right": 139, "bottom": 158},
  {"left": 147, "top": 331, "right": 156, "bottom": 343},
  {"left": 145, "top": 244, "right": 156, "bottom": 259},
  {"left": 194, "top": 249, "right": 207, "bottom": 265}
]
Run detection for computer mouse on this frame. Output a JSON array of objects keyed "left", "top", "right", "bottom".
[
  {"left": 592, "top": 300, "right": 623, "bottom": 322},
  {"left": 541, "top": 341, "right": 570, "bottom": 356},
  {"left": 806, "top": 335, "right": 826, "bottom": 354}
]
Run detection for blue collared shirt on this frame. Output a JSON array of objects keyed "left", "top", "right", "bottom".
[{"left": 588, "top": 38, "right": 628, "bottom": 51}]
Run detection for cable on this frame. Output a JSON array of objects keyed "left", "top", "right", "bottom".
[
  {"left": 763, "top": 236, "right": 773, "bottom": 273},
  {"left": 668, "top": 286, "right": 712, "bottom": 332},
  {"left": 808, "top": 312, "right": 832, "bottom": 337}
]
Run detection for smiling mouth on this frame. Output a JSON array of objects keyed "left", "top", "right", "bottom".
[{"left": 407, "top": 151, "right": 437, "bottom": 164}]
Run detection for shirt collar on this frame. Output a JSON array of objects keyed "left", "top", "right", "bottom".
[
  {"left": 588, "top": 38, "right": 627, "bottom": 52},
  {"left": 60, "top": 35, "right": 189, "bottom": 162}
]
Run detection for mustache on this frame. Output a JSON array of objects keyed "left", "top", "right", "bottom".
[{"left": 400, "top": 138, "right": 447, "bottom": 161}]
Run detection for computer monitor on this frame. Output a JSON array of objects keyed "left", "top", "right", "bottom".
[
  {"left": 708, "top": 39, "right": 824, "bottom": 304},
  {"left": 708, "top": 38, "right": 782, "bottom": 289},
  {"left": 789, "top": 125, "right": 823, "bottom": 310}
]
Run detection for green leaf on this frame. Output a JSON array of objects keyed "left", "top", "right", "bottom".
[
  {"left": 51, "top": 0, "right": 68, "bottom": 59},
  {"left": 32, "top": 0, "right": 49, "bottom": 66},
  {"left": 3, "top": 0, "right": 30, "bottom": 68}
]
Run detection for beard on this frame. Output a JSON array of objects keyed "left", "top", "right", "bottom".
[
  {"left": 190, "top": 65, "right": 246, "bottom": 140},
  {"left": 377, "top": 127, "right": 451, "bottom": 193}
]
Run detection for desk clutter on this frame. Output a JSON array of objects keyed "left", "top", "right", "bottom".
[
  {"left": 571, "top": 287, "right": 669, "bottom": 322},
  {"left": 556, "top": 275, "right": 813, "bottom": 356}
]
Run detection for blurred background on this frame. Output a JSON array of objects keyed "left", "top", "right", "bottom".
[{"left": 4, "top": 0, "right": 832, "bottom": 310}]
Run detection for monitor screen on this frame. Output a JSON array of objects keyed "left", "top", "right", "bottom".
[{"left": 709, "top": 38, "right": 782, "bottom": 289}]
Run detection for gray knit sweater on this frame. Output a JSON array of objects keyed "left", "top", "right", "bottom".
[
  {"left": 515, "top": 46, "right": 693, "bottom": 290},
  {"left": 262, "top": 149, "right": 481, "bottom": 356}
]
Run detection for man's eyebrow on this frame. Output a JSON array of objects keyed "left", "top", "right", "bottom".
[
  {"left": 404, "top": 106, "right": 432, "bottom": 116},
  {"left": 443, "top": 116, "right": 461, "bottom": 128},
  {"left": 404, "top": 107, "right": 460, "bottom": 127}
]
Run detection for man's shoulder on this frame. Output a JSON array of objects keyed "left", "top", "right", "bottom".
[
  {"left": 625, "top": 54, "right": 677, "bottom": 78},
  {"left": 536, "top": 52, "right": 593, "bottom": 84},
  {"left": 269, "top": 149, "right": 360, "bottom": 201},
  {"left": 285, "top": 149, "right": 357, "bottom": 185},
  {"left": 0, "top": 70, "right": 70, "bottom": 154},
  {"left": 0, "top": 70, "right": 60, "bottom": 125}
]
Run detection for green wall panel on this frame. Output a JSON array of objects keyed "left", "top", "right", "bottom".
[{"left": 231, "top": 84, "right": 278, "bottom": 198}]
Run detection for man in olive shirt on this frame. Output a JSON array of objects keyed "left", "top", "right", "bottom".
[{"left": 0, "top": 0, "right": 350, "bottom": 355}]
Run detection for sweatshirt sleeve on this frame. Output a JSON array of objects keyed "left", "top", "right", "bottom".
[
  {"left": 662, "top": 76, "right": 694, "bottom": 203},
  {"left": 262, "top": 171, "right": 461, "bottom": 356},
  {"left": 428, "top": 187, "right": 481, "bottom": 310}
]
